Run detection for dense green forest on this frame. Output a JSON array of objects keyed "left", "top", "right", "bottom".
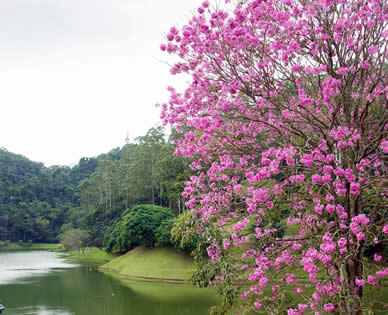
[{"left": 0, "top": 126, "right": 191, "bottom": 246}]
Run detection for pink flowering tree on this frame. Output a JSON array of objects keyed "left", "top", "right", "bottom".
[{"left": 159, "top": 0, "right": 388, "bottom": 314}]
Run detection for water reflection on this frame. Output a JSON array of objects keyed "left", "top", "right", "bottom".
[
  {"left": 10, "top": 306, "right": 73, "bottom": 315},
  {"left": 0, "top": 251, "right": 76, "bottom": 284},
  {"left": 0, "top": 251, "right": 217, "bottom": 315}
]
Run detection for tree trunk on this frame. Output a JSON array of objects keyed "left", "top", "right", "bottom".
[{"left": 345, "top": 257, "right": 363, "bottom": 314}]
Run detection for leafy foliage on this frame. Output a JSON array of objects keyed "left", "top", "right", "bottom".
[
  {"left": 104, "top": 204, "right": 174, "bottom": 253},
  {"left": 155, "top": 218, "right": 176, "bottom": 248},
  {"left": 60, "top": 228, "right": 89, "bottom": 252}
]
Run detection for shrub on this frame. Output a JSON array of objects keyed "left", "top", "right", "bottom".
[{"left": 104, "top": 204, "right": 174, "bottom": 253}]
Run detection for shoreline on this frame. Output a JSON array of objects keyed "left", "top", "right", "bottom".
[{"left": 98, "top": 267, "right": 186, "bottom": 284}]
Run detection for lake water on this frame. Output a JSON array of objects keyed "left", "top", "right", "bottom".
[{"left": 0, "top": 250, "right": 217, "bottom": 315}]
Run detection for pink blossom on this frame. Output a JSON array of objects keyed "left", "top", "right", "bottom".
[
  {"left": 298, "top": 304, "right": 308, "bottom": 313},
  {"left": 350, "top": 182, "right": 360, "bottom": 195},
  {"left": 324, "top": 303, "right": 335, "bottom": 312},
  {"left": 320, "top": 242, "right": 336, "bottom": 254},
  {"left": 374, "top": 254, "right": 382, "bottom": 262},
  {"left": 234, "top": 184, "right": 242, "bottom": 192},
  {"left": 356, "top": 232, "right": 365, "bottom": 241},
  {"left": 360, "top": 60, "right": 369, "bottom": 69},
  {"left": 241, "top": 290, "right": 249, "bottom": 299},
  {"left": 368, "top": 45, "right": 378, "bottom": 54},
  {"left": 381, "top": 140, "right": 388, "bottom": 154},
  {"left": 337, "top": 238, "right": 347, "bottom": 248},
  {"left": 312, "top": 292, "right": 321, "bottom": 301},
  {"left": 254, "top": 300, "right": 262, "bottom": 309},
  {"left": 321, "top": 174, "right": 331, "bottom": 183},
  {"left": 344, "top": 169, "right": 356, "bottom": 181},
  {"left": 334, "top": 168, "right": 345, "bottom": 176},
  {"left": 355, "top": 278, "right": 365, "bottom": 287},
  {"left": 338, "top": 141, "right": 347, "bottom": 149},
  {"left": 339, "top": 247, "right": 348, "bottom": 254},
  {"left": 376, "top": 269, "right": 388, "bottom": 277},
  {"left": 314, "top": 204, "right": 323, "bottom": 215},
  {"left": 166, "top": 33, "right": 174, "bottom": 41},
  {"left": 383, "top": 225, "right": 388, "bottom": 234},
  {"left": 323, "top": 165, "right": 333, "bottom": 173},
  {"left": 300, "top": 154, "right": 313, "bottom": 167},
  {"left": 326, "top": 204, "right": 335, "bottom": 213},
  {"left": 259, "top": 277, "right": 269, "bottom": 288},
  {"left": 293, "top": 243, "right": 302, "bottom": 250},
  {"left": 311, "top": 174, "right": 321, "bottom": 184},
  {"left": 367, "top": 275, "right": 378, "bottom": 286},
  {"left": 353, "top": 214, "right": 369, "bottom": 225}
]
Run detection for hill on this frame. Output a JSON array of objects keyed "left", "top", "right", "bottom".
[{"left": 99, "top": 246, "right": 194, "bottom": 283}]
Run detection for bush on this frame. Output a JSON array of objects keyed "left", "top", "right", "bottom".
[
  {"left": 171, "top": 212, "right": 200, "bottom": 253},
  {"left": 103, "top": 220, "right": 123, "bottom": 254},
  {"left": 104, "top": 204, "right": 174, "bottom": 253},
  {"left": 155, "top": 218, "right": 175, "bottom": 248}
]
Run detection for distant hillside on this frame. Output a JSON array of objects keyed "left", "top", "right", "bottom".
[{"left": 0, "top": 147, "right": 99, "bottom": 242}]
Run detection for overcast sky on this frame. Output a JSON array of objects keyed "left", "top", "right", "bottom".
[{"left": 0, "top": 0, "right": 202, "bottom": 166}]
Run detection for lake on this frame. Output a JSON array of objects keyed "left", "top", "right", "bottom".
[{"left": 0, "top": 250, "right": 217, "bottom": 315}]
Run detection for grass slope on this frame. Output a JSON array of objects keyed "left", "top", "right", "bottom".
[{"left": 99, "top": 246, "right": 194, "bottom": 282}]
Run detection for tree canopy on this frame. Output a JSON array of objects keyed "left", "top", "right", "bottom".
[{"left": 103, "top": 204, "right": 174, "bottom": 253}]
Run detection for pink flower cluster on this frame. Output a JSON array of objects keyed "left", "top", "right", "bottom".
[{"left": 350, "top": 214, "right": 370, "bottom": 241}]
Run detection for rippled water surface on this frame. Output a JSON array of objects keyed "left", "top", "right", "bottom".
[{"left": 0, "top": 250, "right": 217, "bottom": 315}]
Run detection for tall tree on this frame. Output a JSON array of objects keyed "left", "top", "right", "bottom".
[
  {"left": 160, "top": 0, "right": 388, "bottom": 314},
  {"left": 135, "top": 126, "right": 166, "bottom": 205}
]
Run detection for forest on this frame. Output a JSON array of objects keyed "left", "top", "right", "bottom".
[{"left": 0, "top": 126, "right": 191, "bottom": 248}]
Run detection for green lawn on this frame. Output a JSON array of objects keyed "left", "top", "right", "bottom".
[
  {"left": 66, "top": 247, "right": 116, "bottom": 262},
  {"left": 99, "top": 246, "right": 194, "bottom": 281},
  {"left": 0, "top": 242, "right": 59, "bottom": 251}
]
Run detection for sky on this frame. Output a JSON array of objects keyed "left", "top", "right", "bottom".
[{"left": 0, "top": 0, "right": 203, "bottom": 166}]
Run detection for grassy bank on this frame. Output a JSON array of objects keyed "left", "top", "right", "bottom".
[
  {"left": 65, "top": 247, "right": 116, "bottom": 262},
  {"left": 0, "top": 242, "right": 59, "bottom": 251},
  {"left": 99, "top": 246, "right": 194, "bottom": 282}
]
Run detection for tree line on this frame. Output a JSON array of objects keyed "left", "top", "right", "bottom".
[{"left": 0, "top": 126, "right": 192, "bottom": 247}]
